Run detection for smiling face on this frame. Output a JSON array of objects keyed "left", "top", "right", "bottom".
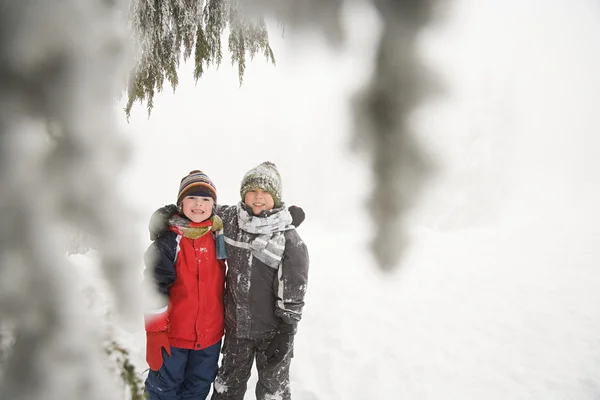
[
  {"left": 244, "top": 188, "right": 275, "bottom": 216},
  {"left": 181, "top": 195, "right": 214, "bottom": 223}
]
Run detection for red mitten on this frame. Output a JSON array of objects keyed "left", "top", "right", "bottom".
[
  {"left": 146, "top": 331, "right": 171, "bottom": 371},
  {"left": 144, "top": 311, "right": 170, "bottom": 371}
]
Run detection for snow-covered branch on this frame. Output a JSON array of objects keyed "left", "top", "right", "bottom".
[{"left": 0, "top": 0, "right": 144, "bottom": 398}]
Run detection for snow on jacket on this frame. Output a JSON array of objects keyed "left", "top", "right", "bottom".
[
  {"left": 217, "top": 203, "right": 310, "bottom": 339},
  {"left": 144, "top": 219, "right": 226, "bottom": 350}
]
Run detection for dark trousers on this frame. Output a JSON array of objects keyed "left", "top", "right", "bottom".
[
  {"left": 146, "top": 341, "right": 221, "bottom": 400},
  {"left": 211, "top": 334, "right": 293, "bottom": 400}
]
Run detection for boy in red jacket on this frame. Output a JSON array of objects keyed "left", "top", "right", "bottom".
[{"left": 144, "top": 170, "right": 227, "bottom": 400}]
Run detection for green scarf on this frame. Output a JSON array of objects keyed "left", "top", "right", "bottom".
[{"left": 168, "top": 214, "right": 227, "bottom": 259}]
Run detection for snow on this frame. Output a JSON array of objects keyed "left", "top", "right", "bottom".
[
  {"left": 290, "top": 222, "right": 600, "bottom": 399},
  {"left": 74, "top": 0, "right": 600, "bottom": 398}
]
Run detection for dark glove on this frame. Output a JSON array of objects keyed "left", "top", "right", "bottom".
[
  {"left": 265, "top": 323, "right": 295, "bottom": 365},
  {"left": 288, "top": 206, "right": 305, "bottom": 228},
  {"left": 149, "top": 204, "right": 179, "bottom": 240}
]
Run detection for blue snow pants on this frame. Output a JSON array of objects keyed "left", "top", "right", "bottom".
[{"left": 145, "top": 340, "right": 221, "bottom": 400}]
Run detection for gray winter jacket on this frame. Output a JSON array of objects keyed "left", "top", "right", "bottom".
[{"left": 217, "top": 203, "right": 309, "bottom": 340}]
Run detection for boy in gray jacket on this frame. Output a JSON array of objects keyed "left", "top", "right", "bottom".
[{"left": 212, "top": 161, "right": 309, "bottom": 400}]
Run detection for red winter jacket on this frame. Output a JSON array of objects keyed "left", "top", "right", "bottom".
[{"left": 144, "top": 219, "right": 226, "bottom": 350}]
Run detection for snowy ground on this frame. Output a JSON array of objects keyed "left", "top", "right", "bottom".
[
  {"left": 75, "top": 0, "right": 600, "bottom": 398},
  {"left": 289, "top": 220, "right": 600, "bottom": 400},
  {"left": 73, "top": 214, "right": 600, "bottom": 399}
]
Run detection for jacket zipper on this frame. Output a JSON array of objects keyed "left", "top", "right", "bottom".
[{"left": 195, "top": 237, "right": 202, "bottom": 347}]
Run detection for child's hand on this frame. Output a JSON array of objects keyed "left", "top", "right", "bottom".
[
  {"left": 146, "top": 331, "right": 171, "bottom": 371},
  {"left": 149, "top": 204, "right": 179, "bottom": 240},
  {"left": 265, "top": 332, "right": 293, "bottom": 365},
  {"left": 288, "top": 206, "right": 305, "bottom": 228},
  {"left": 265, "top": 323, "right": 295, "bottom": 365}
]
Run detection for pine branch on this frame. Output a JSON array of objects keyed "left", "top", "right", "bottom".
[{"left": 125, "top": 0, "right": 275, "bottom": 118}]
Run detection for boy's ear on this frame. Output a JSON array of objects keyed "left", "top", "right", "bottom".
[{"left": 289, "top": 206, "right": 305, "bottom": 228}]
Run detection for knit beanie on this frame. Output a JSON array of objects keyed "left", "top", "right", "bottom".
[
  {"left": 240, "top": 161, "right": 282, "bottom": 207},
  {"left": 177, "top": 170, "right": 217, "bottom": 205}
]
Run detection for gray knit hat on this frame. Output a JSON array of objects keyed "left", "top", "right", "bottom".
[{"left": 240, "top": 161, "right": 282, "bottom": 207}]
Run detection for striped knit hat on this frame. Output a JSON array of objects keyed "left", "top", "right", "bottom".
[
  {"left": 240, "top": 161, "right": 282, "bottom": 207},
  {"left": 177, "top": 170, "right": 217, "bottom": 205}
]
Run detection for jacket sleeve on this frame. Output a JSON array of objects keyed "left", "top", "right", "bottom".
[
  {"left": 143, "top": 233, "right": 177, "bottom": 331},
  {"left": 215, "top": 204, "right": 234, "bottom": 219},
  {"left": 274, "top": 230, "right": 309, "bottom": 331}
]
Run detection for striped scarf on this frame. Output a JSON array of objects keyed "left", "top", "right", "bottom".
[
  {"left": 168, "top": 214, "right": 227, "bottom": 259},
  {"left": 236, "top": 203, "right": 294, "bottom": 268}
]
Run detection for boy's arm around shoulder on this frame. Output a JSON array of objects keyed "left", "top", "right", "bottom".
[
  {"left": 214, "top": 203, "right": 236, "bottom": 220},
  {"left": 143, "top": 232, "right": 177, "bottom": 332},
  {"left": 149, "top": 204, "right": 178, "bottom": 240},
  {"left": 275, "top": 230, "right": 310, "bottom": 332},
  {"left": 215, "top": 203, "right": 304, "bottom": 227}
]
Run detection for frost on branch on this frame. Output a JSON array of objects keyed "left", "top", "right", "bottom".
[
  {"left": 126, "top": 0, "right": 275, "bottom": 118},
  {"left": 0, "top": 0, "right": 143, "bottom": 398}
]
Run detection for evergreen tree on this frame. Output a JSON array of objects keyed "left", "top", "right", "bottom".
[{"left": 126, "top": 0, "right": 275, "bottom": 118}]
